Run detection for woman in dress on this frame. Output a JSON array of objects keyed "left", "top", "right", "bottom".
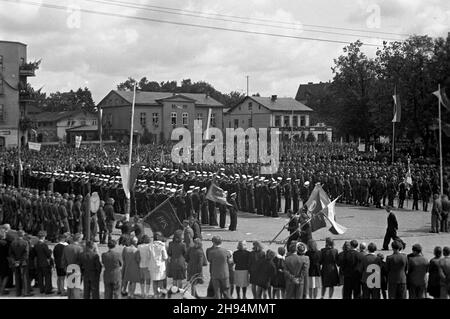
[
  {"left": 186, "top": 238, "right": 207, "bottom": 296},
  {"left": 233, "top": 240, "right": 250, "bottom": 299},
  {"left": 121, "top": 236, "right": 140, "bottom": 298},
  {"left": 149, "top": 232, "right": 168, "bottom": 299},
  {"left": 271, "top": 246, "right": 286, "bottom": 299},
  {"left": 427, "top": 246, "right": 442, "bottom": 299},
  {"left": 168, "top": 229, "right": 187, "bottom": 289},
  {"left": 248, "top": 241, "right": 265, "bottom": 298},
  {"left": 306, "top": 239, "right": 322, "bottom": 299},
  {"left": 319, "top": 237, "right": 339, "bottom": 299},
  {"left": 253, "top": 249, "right": 276, "bottom": 299}
]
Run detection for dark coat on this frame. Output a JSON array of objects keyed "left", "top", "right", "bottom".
[
  {"left": 101, "top": 250, "right": 122, "bottom": 283},
  {"left": 33, "top": 240, "right": 52, "bottom": 268},
  {"left": 386, "top": 252, "right": 408, "bottom": 284}
]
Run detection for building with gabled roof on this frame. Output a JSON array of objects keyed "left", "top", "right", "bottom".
[
  {"left": 224, "top": 94, "right": 332, "bottom": 142},
  {"left": 98, "top": 90, "right": 225, "bottom": 143},
  {"left": 32, "top": 110, "right": 98, "bottom": 143}
]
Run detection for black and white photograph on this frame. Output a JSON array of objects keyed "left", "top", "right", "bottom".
[{"left": 0, "top": 0, "right": 450, "bottom": 311}]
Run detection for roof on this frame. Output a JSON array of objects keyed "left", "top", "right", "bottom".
[
  {"left": 111, "top": 90, "right": 224, "bottom": 107},
  {"left": 33, "top": 110, "right": 95, "bottom": 122},
  {"left": 295, "top": 82, "right": 331, "bottom": 102},
  {"left": 66, "top": 124, "right": 98, "bottom": 132},
  {"left": 229, "top": 96, "right": 313, "bottom": 113}
]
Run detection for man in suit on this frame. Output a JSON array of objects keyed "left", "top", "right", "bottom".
[
  {"left": 33, "top": 230, "right": 54, "bottom": 294},
  {"left": 62, "top": 233, "right": 83, "bottom": 299},
  {"left": 104, "top": 198, "right": 116, "bottom": 242},
  {"left": 340, "top": 239, "right": 362, "bottom": 299},
  {"left": 101, "top": 239, "right": 122, "bottom": 299},
  {"left": 439, "top": 246, "right": 450, "bottom": 299},
  {"left": 228, "top": 193, "right": 238, "bottom": 231},
  {"left": 386, "top": 240, "right": 408, "bottom": 299},
  {"left": 80, "top": 240, "right": 102, "bottom": 299},
  {"left": 407, "top": 244, "right": 429, "bottom": 299},
  {"left": 361, "top": 242, "right": 382, "bottom": 299},
  {"left": 9, "top": 230, "right": 33, "bottom": 297},
  {"left": 284, "top": 242, "right": 309, "bottom": 299},
  {"left": 206, "top": 236, "right": 232, "bottom": 299},
  {"left": 382, "top": 206, "right": 398, "bottom": 250}
]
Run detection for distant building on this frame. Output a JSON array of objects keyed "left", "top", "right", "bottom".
[
  {"left": 225, "top": 95, "right": 332, "bottom": 142},
  {"left": 31, "top": 110, "right": 98, "bottom": 143},
  {"left": 98, "top": 90, "right": 225, "bottom": 143},
  {"left": 0, "top": 40, "right": 39, "bottom": 148},
  {"left": 295, "top": 81, "right": 331, "bottom": 105}
]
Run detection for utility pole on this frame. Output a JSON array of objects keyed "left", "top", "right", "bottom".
[{"left": 246, "top": 75, "right": 249, "bottom": 96}]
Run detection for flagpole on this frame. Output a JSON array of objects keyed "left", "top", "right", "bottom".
[
  {"left": 392, "top": 121, "right": 395, "bottom": 164},
  {"left": 438, "top": 84, "right": 444, "bottom": 197},
  {"left": 126, "top": 83, "right": 137, "bottom": 221}
]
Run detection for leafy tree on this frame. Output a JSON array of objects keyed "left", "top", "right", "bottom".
[{"left": 36, "top": 87, "right": 96, "bottom": 112}]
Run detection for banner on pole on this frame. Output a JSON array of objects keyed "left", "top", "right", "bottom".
[
  {"left": 143, "top": 198, "right": 182, "bottom": 238},
  {"left": 75, "top": 136, "right": 82, "bottom": 148},
  {"left": 120, "top": 164, "right": 140, "bottom": 199},
  {"left": 28, "top": 142, "right": 41, "bottom": 151}
]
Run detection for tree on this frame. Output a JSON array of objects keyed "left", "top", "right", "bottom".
[{"left": 36, "top": 87, "right": 96, "bottom": 112}]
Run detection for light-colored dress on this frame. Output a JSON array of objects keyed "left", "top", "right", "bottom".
[
  {"left": 138, "top": 243, "right": 151, "bottom": 280},
  {"left": 149, "top": 240, "right": 168, "bottom": 281}
]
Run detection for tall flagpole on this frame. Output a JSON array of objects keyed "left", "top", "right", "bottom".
[
  {"left": 438, "top": 84, "right": 444, "bottom": 197},
  {"left": 125, "top": 83, "right": 137, "bottom": 221},
  {"left": 392, "top": 121, "right": 395, "bottom": 164}
]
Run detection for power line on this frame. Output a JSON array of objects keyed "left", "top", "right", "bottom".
[
  {"left": 85, "top": 0, "right": 405, "bottom": 41},
  {"left": 92, "top": 0, "right": 410, "bottom": 37},
  {"left": 0, "top": 0, "right": 384, "bottom": 47}
]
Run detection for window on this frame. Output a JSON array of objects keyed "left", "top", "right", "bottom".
[
  {"left": 67, "top": 119, "right": 75, "bottom": 127},
  {"left": 0, "top": 55, "right": 3, "bottom": 68},
  {"left": 238, "top": 106, "right": 241, "bottom": 111},
  {"left": 300, "top": 115, "right": 306, "bottom": 127},
  {"left": 20, "top": 57, "right": 24, "bottom": 65},
  {"left": 171, "top": 112, "right": 177, "bottom": 125},
  {"left": 92, "top": 120, "right": 97, "bottom": 126},
  {"left": 248, "top": 118, "right": 252, "bottom": 127},
  {"left": 172, "top": 104, "right": 176, "bottom": 109},
  {"left": 196, "top": 113, "right": 203, "bottom": 121},
  {"left": 248, "top": 102, "right": 253, "bottom": 111},
  {"left": 275, "top": 115, "right": 281, "bottom": 127},
  {"left": 234, "top": 119, "right": 239, "bottom": 128},
  {"left": 107, "top": 114, "right": 113, "bottom": 126},
  {"left": 0, "top": 104, "right": 4, "bottom": 122},
  {"left": 258, "top": 104, "right": 261, "bottom": 110},
  {"left": 182, "top": 112, "right": 188, "bottom": 126},
  {"left": 284, "top": 116, "right": 290, "bottom": 127},
  {"left": 152, "top": 113, "right": 159, "bottom": 126},
  {"left": 0, "top": 79, "right": 3, "bottom": 95},
  {"left": 183, "top": 104, "right": 188, "bottom": 109},
  {"left": 293, "top": 115, "right": 298, "bottom": 127},
  {"left": 80, "top": 120, "right": 86, "bottom": 126},
  {"left": 210, "top": 113, "right": 216, "bottom": 127},
  {"left": 140, "top": 112, "right": 146, "bottom": 126}
]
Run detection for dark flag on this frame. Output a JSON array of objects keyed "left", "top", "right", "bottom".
[
  {"left": 305, "top": 184, "right": 328, "bottom": 232},
  {"left": 143, "top": 198, "right": 182, "bottom": 238}
]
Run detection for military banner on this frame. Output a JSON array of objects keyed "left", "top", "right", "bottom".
[
  {"left": 143, "top": 198, "right": 182, "bottom": 238},
  {"left": 75, "top": 136, "right": 82, "bottom": 148},
  {"left": 119, "top": 164, "right": 140, "bottom": 200},
  {"left": 305, "top": 184, "right": 330, "bottom": 232},
  {"left": 28, "top": 142, "right": 41, "bottom": 151},
  {"left": 206, "top": 182, "right": 232, "bottom": 206}
]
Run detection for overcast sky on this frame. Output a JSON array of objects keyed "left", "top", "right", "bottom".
[{"left": 0, "top": 0, "right": 449, "bottom": 103}]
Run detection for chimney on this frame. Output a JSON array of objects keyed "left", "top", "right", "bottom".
[{"left": 271, "top": 95, "right": 277, "bottom": 101}]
